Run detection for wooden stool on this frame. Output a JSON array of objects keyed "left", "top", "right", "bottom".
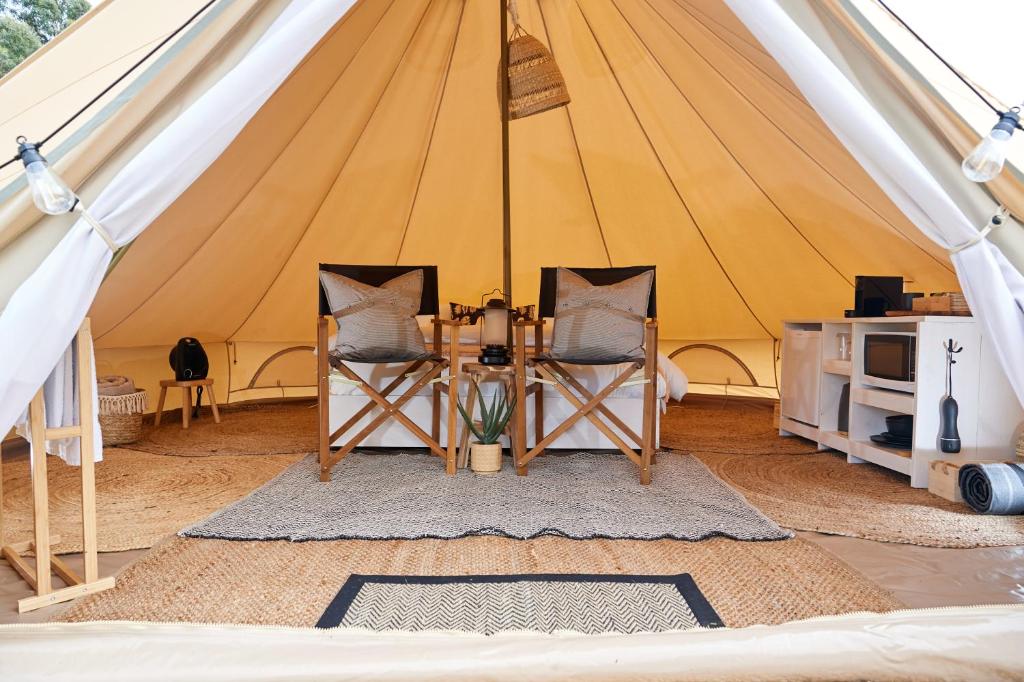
[
  {"left": 457, "top": 363, "right": 517, "bottom": 469},
  {"left": 155, "top": 379, "right": 220, "bottom": 429}
]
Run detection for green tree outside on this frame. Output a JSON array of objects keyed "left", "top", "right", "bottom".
[
  {"left": 0, "top": 13, "right": 40, "bottom": 76},
  {"left": 0, "top": 0, "right": 90, "bottom": 77}
]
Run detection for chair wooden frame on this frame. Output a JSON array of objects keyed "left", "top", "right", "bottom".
[
  {"left": 316, "top": 265, "right": 461, "bottom": 482},
  {"left": 512, "top": 267, "right": 659, "bottom": 484}
]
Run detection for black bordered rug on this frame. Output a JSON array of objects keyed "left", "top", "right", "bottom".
[{"left": 316, "top": 573, "right": 724, "bottom": 634}]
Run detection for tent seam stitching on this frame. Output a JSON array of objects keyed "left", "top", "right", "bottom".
[
  {"left": 223, "top": 0, "right": 434, "bottom": 342},
  {"left": 393, "top": 0, "right": 468, "bottom": 265},
  {"left": 93, "top": 0, "right": 399, "bottom": 343},
  {"left": 615, "top": 0, "right": 854, "bottom": 288},
  {"left": 569, "top": 0, "right": 775, "bottom": 339},
  {"left": 535, "top": 2, "right": 614, "bottom": 268},
  {"left": 653, "top": 0, "right": 955, "bottom": 276}
]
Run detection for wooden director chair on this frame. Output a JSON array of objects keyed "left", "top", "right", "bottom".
[
  {"left": 316, "top": 265, "right": 462, "bottom": 482},
  {"left": 513, "top": 266, "right": 658, "bottom": 484}
]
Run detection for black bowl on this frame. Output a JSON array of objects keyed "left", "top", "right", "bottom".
[{"left": 885, "top": 414, "right": 914, "bottom": 438}]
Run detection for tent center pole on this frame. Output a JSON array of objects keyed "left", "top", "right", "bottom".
[{"left": 500, "top": 0, "right": 513, "bottom": 347}]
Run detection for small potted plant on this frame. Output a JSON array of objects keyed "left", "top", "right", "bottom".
[{"left": 457, "top": 380, "right": 516, "bottom": 474}]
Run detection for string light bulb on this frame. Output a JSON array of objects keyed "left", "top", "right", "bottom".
[
  {"left": 16, "top": 137, "right": 77, "bottom": 214},
  {"left": 962, "top": 108, "right": 1020, "bottom": 183}
]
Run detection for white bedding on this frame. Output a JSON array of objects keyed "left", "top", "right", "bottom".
[
  {"left": 329, "top": 319, "right": 688, "bottom": 401},
  {"left": 330, "top": 354, "right": 685, "bottom": 398},
  {"left": 323, "top": 320, "right": 688, "bottom": 405}
]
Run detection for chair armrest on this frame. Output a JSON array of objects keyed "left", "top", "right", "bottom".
[
  {"left": 433, "top": 318, "right": 465, "bottom": 327},
  {"left": 513, "top": 319, "right": 545, "bottom": 327}
]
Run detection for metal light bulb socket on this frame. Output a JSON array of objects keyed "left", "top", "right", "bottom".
[
  {"left": 993, "top": 109, "right": 1020, "bottom": 135},
  {"left": 16, "top": 137, "right": 46, "bottom": 167}
]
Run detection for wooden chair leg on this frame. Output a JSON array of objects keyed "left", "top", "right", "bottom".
[
  {"left": 534, "top": 380, "right": 544, "bottom": 459},
  {"left": 181, "top": 387, "right": 191, "bottom": 429},
  {"left": 458, "top": 378, "right": 478, "bottom": 469},
  {"left": 640, "top": 321, "right": 658, "bottom": 485},
  {"left": 432, "top": 324, "right": 443, "bottom": 443},
  {"left": 513, "top": 324, "right": 528, "bottom": 476},
  {"left": 154, "top": 386, "right": 167, "bottom": 426},
  {"left": 445, "top": 326, "right": 460, "bottom": 476},
  {"left": 431, "top": 380, "right": 442, "bottom": 443},
  {"left": 503, "top": 375, "right": 516, "bottom": 463},
  {"left": 317, "top": 316, "right": 331, "bottom": 482},
  {"left": 446, "top": 366, "right": 458, "bottom": 476},
  {"left": 206, "top": 383, "right": 221, "bottom": 424}
]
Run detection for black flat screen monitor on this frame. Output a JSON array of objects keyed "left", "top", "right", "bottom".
[{"left": 854, "top": 276, "right": 903, "bottom": 317}]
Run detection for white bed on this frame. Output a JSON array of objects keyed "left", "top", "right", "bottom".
[{"left": 325, "top": 319, "right": 687, "bottom": 450}]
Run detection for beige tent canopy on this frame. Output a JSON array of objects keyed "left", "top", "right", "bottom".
[{"left": 5, "top": 0, "right": 1019, "bottom": 407}]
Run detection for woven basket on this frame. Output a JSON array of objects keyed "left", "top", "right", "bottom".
[
  {"left": 506, "top": 27, "right": 569, "bottom": 120},
  {"left": 1016, "top": 431, "right": 1024, "bottom": 462},
  {"left": 99, "top": 390, "right": 148, "bottom": 446}
]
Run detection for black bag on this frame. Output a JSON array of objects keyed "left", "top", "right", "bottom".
[{"left": 169, "top": 338, "right": 209, "bottom": 417}]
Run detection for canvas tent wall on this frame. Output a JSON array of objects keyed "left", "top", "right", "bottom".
[{"left": 0, "top": 0, "right": 1020, "bottom": 413}]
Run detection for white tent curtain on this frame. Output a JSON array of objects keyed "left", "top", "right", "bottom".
[
  {"left": 726, "top": 0, "right": 1024, "bottom": 409},
  {"left": 0, "top": 0, "right": 355, "bottom": 449}
]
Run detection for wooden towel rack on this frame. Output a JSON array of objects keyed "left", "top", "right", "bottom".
[{"left": 0, "top": 318, "right": 115, "bottom": 613}]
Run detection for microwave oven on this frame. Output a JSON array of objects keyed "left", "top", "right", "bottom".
[{"left": 863, "top": 332, "right": 916, "bottom": 392}]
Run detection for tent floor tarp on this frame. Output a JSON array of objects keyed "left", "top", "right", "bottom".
[{"left": 2, "top": 605, "right": 1023, "bottom": 682}]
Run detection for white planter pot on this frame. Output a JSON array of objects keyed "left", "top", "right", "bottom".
[{"left": 470, "top": 442, "right": 503, "bottom": 473}]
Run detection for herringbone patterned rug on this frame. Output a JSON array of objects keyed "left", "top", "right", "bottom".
[{"left": 317, "top": 573, "right": 722, "bottom": 634}]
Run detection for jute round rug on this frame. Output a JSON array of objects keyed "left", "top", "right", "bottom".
[
  {"left": 1, "top": 449, "right": 302, "bottom": 553},
  {"left": 696, "top": 451, "right": 1024, "bottom": 548},
  {"left": 131, "top": 401, "right": 318, "bottom": 457},
  {"left": 57, "top": 535, "right": 901, "bottom": 628},
  {"left": 660, "top": 400, "right": 1024, "bottom": 548},
  {"left": 661, "top": 402, "right": 817, "bottom": 455}
]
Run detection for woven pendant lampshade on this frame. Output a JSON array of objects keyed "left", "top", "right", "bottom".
[{"left": 505, "top": 25, "right": 570, "bottom": 120}]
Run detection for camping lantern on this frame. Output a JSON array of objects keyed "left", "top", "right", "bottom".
[
  {"left": 479, "top": 297, "right": 511, "bottom": 365},
  {"left": 962, "top": 109, "right": 1020, "bottom": 182},
  {"left": 17, "top": 137, "right": 78, "bottom": 215}
]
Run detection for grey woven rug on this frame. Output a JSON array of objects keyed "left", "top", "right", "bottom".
[
  {"left": 181, "top": 451, "right": 790, "bottom": 542},
  {"left": 316, "top": 573, "right": 724, "bottom": 634}
]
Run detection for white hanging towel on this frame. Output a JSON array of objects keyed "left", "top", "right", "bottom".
[{"left": 16, "top": 333, "right": 103, "bottom": 467}]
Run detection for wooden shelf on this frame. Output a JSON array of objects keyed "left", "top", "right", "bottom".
[
  {"left": 851, "top": 387, "right": 914, "bottom": 414},
  {"left": 779, "top": 416, "right": 818, "bottom": 443},
  {"left": 822, "top": 358, "right": 851, "bottom": 376},
  {"left": 849, "top": 440, "right": 913, "bottom": 475},
  {"left": 783, "top": 316, "right": 1024, "bottom": 489},
  {"left": 818, "top": 430, "right": 849, "bottom": 452}
]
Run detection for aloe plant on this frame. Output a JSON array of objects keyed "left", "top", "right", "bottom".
[{"left": 457, "top": 379, "right": 517, "bottom": 445}]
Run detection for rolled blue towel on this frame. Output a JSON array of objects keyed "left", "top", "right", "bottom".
[{"left": 959, "top": 462, "right": 1024, "bottom": 515}]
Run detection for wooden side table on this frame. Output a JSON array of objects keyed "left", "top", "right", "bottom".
[
  {"left": 457, "top": 363, "right": 517, "bottom": 469},
  {"left": 155, "top": 378, "right": 220, "bottom": 429}
]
